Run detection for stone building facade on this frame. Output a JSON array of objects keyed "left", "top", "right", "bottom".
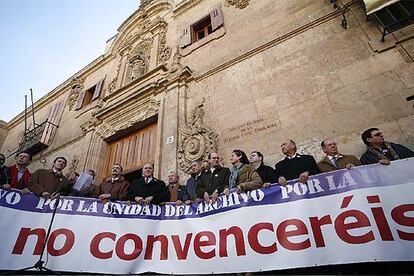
[{"left": 1, "top": 0, "right": 413, "bottom": 182}]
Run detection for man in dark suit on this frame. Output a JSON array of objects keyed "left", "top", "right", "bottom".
[
  {"left": 28, "top": 156, "right": 71, "bottom": 199},
  {"left": 196, "top": 152, "right": 230, "bottom": 204},
  {"left": 127, "top": 163, "right": 169, "bottom": 205},
  {"left": 177, "top": 160, "right": 204, "bottom": 205},
  {"left": 274, "top": 139, "right": 320, "bottom": 186}
]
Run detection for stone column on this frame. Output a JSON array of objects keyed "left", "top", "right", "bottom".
[
  {"left": 157, "top": 81, "right": 183, "bottom": 179},
  {"left": 84, "top": 130, "right": 108, "bottom": 181}
]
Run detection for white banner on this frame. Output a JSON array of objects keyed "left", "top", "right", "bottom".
[{"left": 1, "top": 158, "right": 414, "bottom": 274}]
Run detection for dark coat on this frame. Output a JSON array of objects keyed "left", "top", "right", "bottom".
[
  {"left": 196, "top": 166, "right": 230, "bottom": 198},
  {"left": 179, "top": 172, "right": 203, "bottom": 201},
  {"left": 94, "top": 176, "right": 130, "bottom": 201},
  {"left": 254, "top": 164, "right": 277, "bottom": 184},
  {"left": 318, "top": 154, "right": 362, "bottom": 173},
  {"left": 360, "top": 143, "right": 414, "bottom": 165},
  {"left": 0, "top": 166, "right": 9, "bottom": 186},
  {"left": 28, "top": 169, "right": 71, "bottom": 196},
  {"left": 274, "top": 154, "right": 320, "bottom": 181},
  {"left": 127, "top": 177, "right": 169, "bottom": 205}
]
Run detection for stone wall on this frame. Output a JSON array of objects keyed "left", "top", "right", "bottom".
[{"left": 176, "top": 0, "right": 414, "bottom": 168}]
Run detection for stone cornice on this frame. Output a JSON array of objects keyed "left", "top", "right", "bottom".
[
  {"left": 173, "top": 0, "right": 203, "bottom": 18},
  {"left": 0, "top": 120, "right": 7, "bottom": 130}
]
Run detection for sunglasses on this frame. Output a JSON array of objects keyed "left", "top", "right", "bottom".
[{"left": 372, "top": 132, "right": 382, "bottom": 137}]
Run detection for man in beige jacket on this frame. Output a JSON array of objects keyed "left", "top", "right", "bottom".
[{"left": 318, "top": 138, "right": 362, "bottom": 173}]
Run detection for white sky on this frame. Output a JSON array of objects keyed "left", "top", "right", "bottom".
[{"left": 0, "top": 0, "right": 139, "bottom": 122}]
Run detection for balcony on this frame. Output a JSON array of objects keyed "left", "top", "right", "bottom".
[
  {"left": 365, "top": 0, "right": 414, "bottom": 41},
  {"left": 18, "top": 121, "right": 58, "bottom": 155}
]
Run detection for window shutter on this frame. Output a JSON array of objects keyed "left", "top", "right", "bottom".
[
  {"left": 74, "top": 90, "right": 86, "bottom": 110},
  {"left": 48, "top": 101, "right": 64, "bottom": 125},
  {"left": 180, "top": 25, "right": 191, "bottom": 48},
  {"left": 42, "top": 101, "right": 64, "bottom": 145},
  {"left": 211, "top": 7, "right": 224, "bottom": 31},
  {"left": 92, "top": 78, "right": 105, "bottom": 101}
]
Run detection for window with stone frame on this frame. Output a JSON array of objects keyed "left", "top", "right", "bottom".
[
  {"left": 192, "top": 16, "right": 213, "bottom": 43},
  {"left": 180, "top": 7, "right": 224, "bottom": 48},
  {"left": 74, "top": 78, "right": 104, "bottom": 110}
]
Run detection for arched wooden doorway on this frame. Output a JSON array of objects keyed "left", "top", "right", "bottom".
[{"left": 102, "top": 122, "right": 157, "bottom": 180}]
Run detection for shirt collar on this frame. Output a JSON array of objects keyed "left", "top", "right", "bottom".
[
  {"left": 52, "top": 168, "right": 62, "bottom": 175},
  {"left": 287, "top": 153, "right": 300, "bottom": 160},
  {"left": 328, "top": 154, "right": 343, "bottom": 161}
]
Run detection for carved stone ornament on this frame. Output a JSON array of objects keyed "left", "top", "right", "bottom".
[
  {"left": 225, "top": 0, "right": 250, "bottom": 9},
  {"left": 158, "top": 28, "right": 171, "bottom": 64},
  {"left": 67, "top": 76, "right": 84, "bottom": 110},
  {"left": 108, "top": 57, "right": 122, "bottom": 93},
  {"left": 164, "top": 46, "right": 185, "bottom": 82},
  {"left": 178, "top": 98, "right": 219, "bottom": 173},
  {"left": 297, "top": 138, "right": 325, "bottom": 162},
  {"left": 80, "top": 117, "right": 102, "bottom": 134},
  {"left": 120, "top": 15, "right": 152, "bottom": 49},
  {"left": 170, "top": 46, "right": 183, "bottom": 72},
  {"left": 96, "top": 97, "right": 160, "bottom": 139},
  {"left": 128, "top": 38, "right": 153, "bottom": 81},
  {"left": 139, "top": 0, "right": 153, "bottom": 10},
  {"left": 67, "top": 155, "right": 80, "bottom": 177}
]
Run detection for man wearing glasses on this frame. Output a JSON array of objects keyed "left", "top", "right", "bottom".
[{"left": 360, "top": 128, "right": 414, "bottom": 165}]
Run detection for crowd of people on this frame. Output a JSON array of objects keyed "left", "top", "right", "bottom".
[{"left": 0, "top": 127, "right": 413, "bottom": 205}]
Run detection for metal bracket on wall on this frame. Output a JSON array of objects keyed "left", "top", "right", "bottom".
[{"left": 331, "top": 0, "right": 349, "bottom": 29}]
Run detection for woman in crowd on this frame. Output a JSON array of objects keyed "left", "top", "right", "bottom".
[{"left": 225, "top": 149, "right": 263, "bottom": 195}]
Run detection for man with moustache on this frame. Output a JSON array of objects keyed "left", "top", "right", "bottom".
[
  {"left": 95, "top": 164, "right": 129, "bottom": 202},
  {"left": 28, "top": 156, "right": 71, "bottom": 199}
]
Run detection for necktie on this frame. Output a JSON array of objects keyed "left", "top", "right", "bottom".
[{"left": 331, "top": 156, "right": 338, "bottom": 168}]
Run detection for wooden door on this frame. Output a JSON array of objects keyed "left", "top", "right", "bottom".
[{"left": 103, "top": 123, "right": 157, "bottom": 178}]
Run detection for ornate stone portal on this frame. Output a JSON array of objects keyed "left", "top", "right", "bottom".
[
  {"left": 128, "top": 38, "right": 153, "bottom": 81},
  {"left": 225, "top": 0, "right": 250, "bottom": 9},
  {"left": 178, "top": 98, "right": 219, "bottom": 173},
  {"left": 158, "top": 28, "right": 171, "bottom": 65},
  {"left": 66, "top": 155, "right": 79, "bottom": 177},
  {"left": 67, "top": 76, "right": 84, "bottom": 110},
  {"left": 95, "top": 97, "right": 160, "bottom": 140}
]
